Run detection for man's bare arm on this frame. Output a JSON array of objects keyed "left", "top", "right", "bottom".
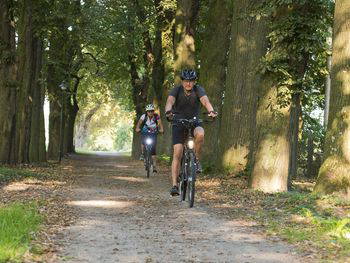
[
  {"left": 200, "top": 96, "right": 214, "bottom": 113},
  {"left": 165, "top": 95, "right": 176, "bottom": 113}
]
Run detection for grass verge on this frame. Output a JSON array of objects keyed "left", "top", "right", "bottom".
[
  {"left": 0, "top": 202, "right": 42, "bottom": 263},
  {"left": 198, "top": 174, "right": 350, "bottom": 262}
]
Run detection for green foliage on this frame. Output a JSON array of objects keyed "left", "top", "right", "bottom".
[
  {"left": 0, "top": 202, "right": 42, "bottom": 262},
  {"left": 114, "top": 124, "right": 133, "bottom": 151},
  {"left": 75, "top": 98, "right": 134, "bottom": 152},
  {"left": 256, "top": 0, "right": 333, "bottom": 102}
]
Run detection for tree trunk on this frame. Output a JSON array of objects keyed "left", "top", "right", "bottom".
[
  {"left": 65, "top": 77, "right": 80, "bottom": 153},
  {"left": 74, "top": 105, "right": 100, "bottom": 149},
  {"left": 173, "top": 0, "right": 199, "bottom": 84},
  {"left": 314, "top": 0, "right": 350, "bottom": 197},
  {"left": 29, "top": 39, "right": 46, "bottom": 162},
  {"left": 249, "top": 78, "right": 291, "bottom": 192},
  {"left": 47, "top": 19, "right": 69, "bottom": 160},
  {"left": 129, "top": 55, "right": 148, "bottom": 159},
  {"left": 324, "top": 55, "right": 332, "bottom": 129},
  {"left": 306, "top": 132, "right": 315, "bottom": 178},
  {"left": 218, "top": 0, "right": 268, "bottom": 173},
  {"left": 0, "top": 0, "right": 17, "bottom": 164},
  {"left": 199, "top": 0, "right": 232, "bottom": 167},
  {"left": 16, "top": 0, "right": 36, "bottom": 163},
  {"left": 154, "top": 0, "right": 176, "bottom": 156},
  {"left": 288, "top": 92, "right": 301, "bottom": 188}
]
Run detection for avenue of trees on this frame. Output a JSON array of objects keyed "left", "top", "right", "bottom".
[{"left": 1, "top": 0, "right": 350, "bottom": 198}]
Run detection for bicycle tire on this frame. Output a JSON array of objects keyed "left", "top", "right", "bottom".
[
  {"left": 187, "top": 153, "right": 196, "bottom": 208},
  {"left": 179, "top": 156, "right": 187, "bottom": 201},
  {"left": 146, "top": 150, "right": 152, "bottom": 178}
]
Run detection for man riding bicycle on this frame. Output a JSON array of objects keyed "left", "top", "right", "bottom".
[
  {"left": 165, "top": 69, "right": 217, "bottom": 196},
  {"left": 136, "top": 104, "right": 164, "bottom": 173}
]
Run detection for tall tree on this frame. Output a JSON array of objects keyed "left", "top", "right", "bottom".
[
  {"left": 218, "top": 0, "right": 268, "bottom": 173},
  {"left": 154, "top": 0, "right": 176, "bottom": 155},
  {"left": 29, "top": 39, "right": 46, "bottom": 162},
  {"left": 249, "top": 78, "right": 291, "bottom": 192},
  {"left": 249, "top": 0, "right": 332, "bottom": 192},
  {"left": 16, "top": 0, "right": 46, "bottom": 163},
  {"left": 47, "top": 0, "right": 80, "bottom": 160},
  {"left": 47, "top": 18, "right": 69, "bottom": 160},
  {"left": 0, "top": 0, "right": 17, "bottom": 164},
  {"left": 314, "top": 0, "right": 350, "bottom": 196},
  {"left": 199, "top": 0, "right": 232, "bottom": 166},
  {"left": 173, "top": 0, "right": 199, "bottom": 83}
]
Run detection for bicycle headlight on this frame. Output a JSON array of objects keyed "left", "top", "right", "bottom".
[
  {"left": 188, "top": 139, "right": 194, "bottom": 149},
  {"left": 145, "top": 138, "right": 153, "bottom": 145}
]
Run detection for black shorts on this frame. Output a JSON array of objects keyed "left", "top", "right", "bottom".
[
  {"left": 172, "top": 122, "right": 202, "bottom": 145},
  {"left": 141, "top": 134, "right": 157, "bottom": 155}
]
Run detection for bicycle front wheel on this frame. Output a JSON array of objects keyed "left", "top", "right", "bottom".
[
  {"left": 179, "top": 157, "right": 187, "bottom": 201},
  {"left": 187, "top": 153, "right": 196, "bottom": 208},
  {"left": 146, "top": 151, "right": 153, "bottom": 178}
]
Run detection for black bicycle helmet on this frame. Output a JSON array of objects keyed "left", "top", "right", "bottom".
[{"left": 180, "top": 69, "right": 197, "bottom": 81}]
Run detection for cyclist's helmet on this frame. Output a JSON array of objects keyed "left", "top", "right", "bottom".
[
  {"left": 145, "top": 104, "right": 155, "bottom": 111},
  {"left": 180, "top": 69, "right": 197, "bottom": 81}
]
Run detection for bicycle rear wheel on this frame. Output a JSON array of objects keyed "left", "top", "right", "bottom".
[{"left": 187, "top": 153, "right": 196, "bottom": 208}]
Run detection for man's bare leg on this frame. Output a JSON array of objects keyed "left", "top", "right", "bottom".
[
  {"left": 171, "top": 144, "right": 183, "bottom": 186},
  {"left": 194, "top": 127, "right": 205, "bottom": 160}
]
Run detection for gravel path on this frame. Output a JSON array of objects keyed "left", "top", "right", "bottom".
[{"left": 56, "top": 153, "right": 301, "bottom": 263}]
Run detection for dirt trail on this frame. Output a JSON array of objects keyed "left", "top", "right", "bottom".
[{"left": 56, "top": 153, "right": 301, "bottom": 263}]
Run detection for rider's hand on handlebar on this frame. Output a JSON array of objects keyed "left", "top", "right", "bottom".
[
  {"left": 208, "top": 111, "right": 218, "bottom": 118},
  {"left": 165, "top": 111, "right": 173, "bottom": 122}
]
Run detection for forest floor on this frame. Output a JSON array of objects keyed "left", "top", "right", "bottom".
[{"left": 1, "top": 153, "right": 349, "bottom": 262}]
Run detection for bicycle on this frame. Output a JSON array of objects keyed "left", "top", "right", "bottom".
[
  {"left": 171, "top": 117, "right": 203, "bottom": 208},
  {"left": 142, "top": 130, "right": 156, "bottom": 178}
]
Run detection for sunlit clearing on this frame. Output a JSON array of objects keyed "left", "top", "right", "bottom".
[
  {"left": 67, "top": 200, "right": 134, "bottom": 208},
  {"left": 112, "top": 176, "right": 147, "bottom": 183}
]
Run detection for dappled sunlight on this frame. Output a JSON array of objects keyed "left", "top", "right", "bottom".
[
  {"left": 67, "top": 200, "right": 134, "bottom": 208},
  {"left": 3, "top": 182, "right": 30, "bottom": 191},
  {"left": 251, "top": 134, "right": 289, "bottom": 192},
  {"left": 114, "top": 165, "right": 130, "bottom": 168},
  {"left": 111, "top": 176, "right": 148, "bottom": 183},
  {"left": 237, "top": 34, "right": 249, "bottom": 53},
  {"left": 2, "top": 179, "right": 65, "bottom": 192},
  {"left": 62, "top": 165, "right": 74, "bottom": 171},
  {"left": 222, "top": 145, "right": 249, "bottom": 172}
]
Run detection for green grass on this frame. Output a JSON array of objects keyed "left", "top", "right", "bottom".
[
  {"left": 253, "top": 192, "right": 350, "bottom": 260},
  {"left": 0, "top": 202, "right": 42, "bottom": 262}
]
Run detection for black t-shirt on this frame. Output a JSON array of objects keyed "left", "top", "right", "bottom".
[{"left": 169, "top": 84, "right": 206, "bottom": 119}]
